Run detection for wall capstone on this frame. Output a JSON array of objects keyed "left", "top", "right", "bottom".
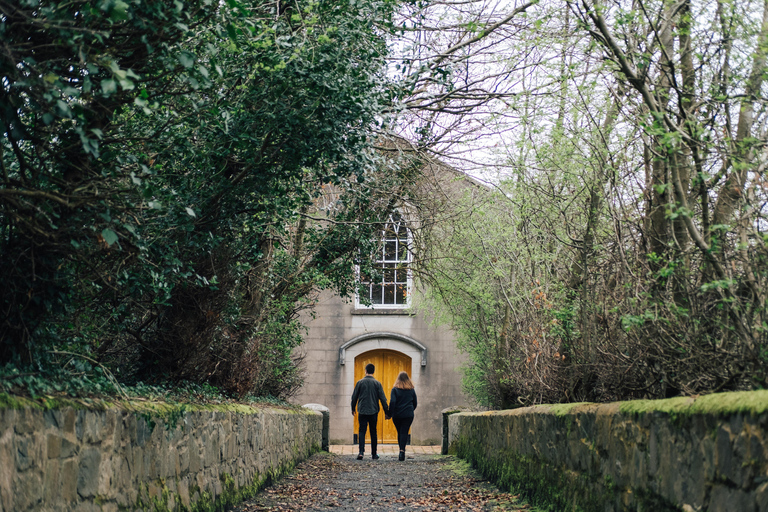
[
  {"left": 302, "top": 404, "right": 330, "bottom": 452},
  {"left": 441, "top": 406, "right": 469, "bottom": 455}
]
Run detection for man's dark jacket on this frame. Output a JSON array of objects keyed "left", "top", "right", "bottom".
[{"left": 351, "top": 375, "right": 389, "bottom": 416}]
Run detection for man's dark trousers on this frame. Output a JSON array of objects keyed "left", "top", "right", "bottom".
[{"left": 358, "top": 413, "right": 378, "bottom": 455}]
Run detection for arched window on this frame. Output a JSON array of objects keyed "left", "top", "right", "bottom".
[{"left": 356, "top": 213, "right": 411, "bottom": 308}]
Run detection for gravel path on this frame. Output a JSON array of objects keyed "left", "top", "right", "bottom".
[{"left": 232, "top": 451, "right": 533, "bottom": 511}]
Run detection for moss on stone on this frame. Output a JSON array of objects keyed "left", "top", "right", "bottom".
[
  {"left": 0, "top": 391, "right": 325, "bottom": 425},
  {"left": 537, "top": 402, "right": 592, "bottom": 416},
  {"left": 0, "top": 392, "right": 110, "bottom": 410},
  {"left": 618, "top": 390, "right": 768, "bottom": 418},
  {"left": 449, "top": 390, "right": 768, "bottom": 511},
  {"left": 452, "top": 435, "right": 599, "bottom": 511},
  {"left": 441, "top": 457, "right": 475, "bottom": 477},
  {"left": 453, "top": 434, "right": 679, "bottom": 512},
  {"left": 124, "top": 445, "right": 319, "bottom": 512},
  {"left": 0, "top": 393, "right": 41, "bottom": 409},
  {"left": 0, "top": 390, "right": 315, "bottom": 418}
]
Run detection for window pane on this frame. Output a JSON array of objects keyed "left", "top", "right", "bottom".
[
  {"left": 398, "top": 241, "right": 408, "bottom": 261},
  {"left": 371, "top": 285, "right": 383, "bottom": 304},
  {"left": 383, "top": 284, "right": 395, "bottom": 304},
  {"left": 396, "top": 284, "right": 407, "bottom": 304},
  {"left": 384, "top": 240, "right": 397, "bottom": 261},
  {"left": 383, "top": 265, "right": 395, "bottom": 283}
]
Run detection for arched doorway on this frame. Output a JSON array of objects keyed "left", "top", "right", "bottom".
[{"left": 353, "top": 349, "right": 412, "bottom": 444}]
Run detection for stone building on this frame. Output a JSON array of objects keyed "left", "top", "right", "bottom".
[{"left": 292, "top": 152, "right": 485, "bottom": 445}]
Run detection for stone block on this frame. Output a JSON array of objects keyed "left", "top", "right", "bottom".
[
  {"left": 75, "top": 410, "right": 85, "bottom": 441},
  {"left": 62, "top": 409, "right": 76, "bottom": 435},
  {"left": 147, "top": 481, "right": 162, "bottom": 502},
  {"left": 0, "top": 437, "right": 13, "bottom": 512},
  {"left": 204, "top": 432, "right": 218, "bottom": 467},
  {"left": 14, "top": 470, "right": 43, "bottom": 510},
  {"left": 0, "top": 409, "right": 16, "bottom": 436},
  {"left": 83, "top": 412, "right": 104, "bottom": 444},
  {"left": 147, "top": 447, "right": 160, "bottom": 479},
  {"left": 131, "top": 446, "right": 144, "bottom": 482},
  {"left": 709, "top": 484, "right": 755, "bottom": 512},
  {"left": 44, "top": 409, "right": 62, "bottom": 430},
  {"left": 114, "top": 456, "right": 131, "bottom": 496},
  {"left": 178, "top": 477, "right": 191, "bottom": 509},
  {"left": 189, "top": 441, "right": 202, "bottom": 474},
  {"left": 170, "top": 446, "right": 181, "bottom": 478},
  {"left": 98, "top": 453, "right": 114, "bottom": 497},
  {"left": 15, "top": 436, "right": 34, "bottom": 472},
  {"left": 47, "top": 434, "right": 62, "bottom": 459},
  {"left": 14, "top": 409, "right": 37, "bottom": 435},
  {"left": 42, "top": 458, "right": 60, "bottom": 503},
  {"left": 77, "top": 447, "right": 101, "bottom": 498},
  {"left": 715, "top": 426, "right": 738, "bottom": 485},
  {"left": 75, "top": 502, "right": 103, "bottom": 512},
  {"left": 61, "top": 458, "right": 78, "bottom": 502},
  {"left": 103, "top": 410, "right": 117, "bottom": 443},
  {"left": 166, "top": 492, "right": 176, "bottom": 511},
  {"left": 136, "top": 417, "right": 151, "bottom": 446},
  {"left": 178, "top": 445, "right": 190, "bottom": 474},
  {"left": 61, "top": 436, "right": 79, "bottom": 458},
  {"left": 122, "top": 414, "right": 137, "bottom": 444},
  {"left": 756, "top": 482, "right": 768, "bottom": 512},
  {"left": 227, "top": 433, "right": 237, "bottom": 460}
]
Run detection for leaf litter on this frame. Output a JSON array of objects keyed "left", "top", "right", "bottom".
[{"left": 232, "top": 452, "right": 533, "bottom": 511}]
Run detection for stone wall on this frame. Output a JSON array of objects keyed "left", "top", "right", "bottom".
[
  {"left": 0, "top": 398, "right": 322, "bottom": 511},
  {"left": 446, "top": 391, "right": 768, "bottom": 512}
]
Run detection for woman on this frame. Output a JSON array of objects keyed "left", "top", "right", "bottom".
[{"left": 388, "top": 371, "right": 417, "bottom": 461}]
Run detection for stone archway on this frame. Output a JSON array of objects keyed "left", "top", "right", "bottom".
[{"left": 339, "top": 332, "right": 427, "bottom": 366}]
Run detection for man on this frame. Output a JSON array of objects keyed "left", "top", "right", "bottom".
[{"left": 351, "top": 363, "right": 389, "bottom": 460}]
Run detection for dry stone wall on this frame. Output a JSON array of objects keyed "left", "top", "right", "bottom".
[
  {"left": 446, "top": 391, "right": 768, "bottom": 512},
  {"left": 0, "top": 399, "right": 322, "bottom": 511}
]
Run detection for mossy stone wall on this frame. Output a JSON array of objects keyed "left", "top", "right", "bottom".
[
  {"left": 446, "top": 390, "right": 768, "bottom": 511},
  {"left": 0, "top": 397, "right": 322, "bottom": 511}
]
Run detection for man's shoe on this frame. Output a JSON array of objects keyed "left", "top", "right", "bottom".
[
  {"left": 357, "top": 453, "right": 364, "bottom": 460},
  {"left": 399, "top": 451, "right": 405, "bottom": 461},
  {"left": 371, "top": 454, "right": 379, "bottom": 460}
]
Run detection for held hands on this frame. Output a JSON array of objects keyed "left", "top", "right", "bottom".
[{"left": 384, "top": 415, "right": 391, "bottom": 420}]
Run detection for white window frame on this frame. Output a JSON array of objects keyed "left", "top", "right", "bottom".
[{"left": 355, "top": 213, "right": 412, "bottom": 309}]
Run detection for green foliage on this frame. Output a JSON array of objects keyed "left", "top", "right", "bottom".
[
  {"left": 1, "top": 0, "right": 408, "bottom": 398},
  {"left": 414, "top": 0, "right": 768, "bottom": 408},
  {"left": 416, "top": 187, "right": 568, "bottom": 408}
]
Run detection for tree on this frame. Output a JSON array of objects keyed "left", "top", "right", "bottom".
[
  {"left": 414, "top": 0, "right": 768, "bottom": 407},
  {"left": 0, "top": 0, "right": 411, "bottom": 397}
]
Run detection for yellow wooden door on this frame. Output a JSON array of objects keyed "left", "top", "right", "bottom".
[{"left": 353, "top": 349, "right": 412, "bottom": 444}]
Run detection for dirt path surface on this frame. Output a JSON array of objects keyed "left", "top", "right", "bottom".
[{"left": 232, "top": 451, "right": 534, "bottom": 511}]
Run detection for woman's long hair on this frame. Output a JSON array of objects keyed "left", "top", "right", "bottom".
[{"left": 393, "top": 371, "right": 414, "bottom": 390}]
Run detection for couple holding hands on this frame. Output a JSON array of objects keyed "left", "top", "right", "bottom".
[{"left": 351, "top": 364, "right": 417, "bottom": 461}]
